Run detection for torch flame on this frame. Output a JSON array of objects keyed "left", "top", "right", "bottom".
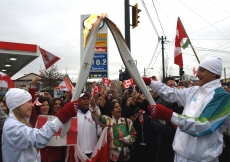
[{"left": 83, "top": 14, "right": 101, "bottom": 48}]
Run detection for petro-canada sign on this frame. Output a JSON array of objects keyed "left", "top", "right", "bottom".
[{"left": 82, "top": 17, "right": 105, "bottom": 30}]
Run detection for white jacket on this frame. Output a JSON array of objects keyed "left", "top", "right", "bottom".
[
  {"left": 2, "top": 112, "right": 62, "bottom": 162},
  {"left": 77, "top": 109, "right": 102, "bottom": 154},
  {"left": 149, "top": 79, "right": 230, "bottom": 162}
]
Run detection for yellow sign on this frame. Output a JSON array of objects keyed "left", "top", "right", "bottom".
[{"left": 95, "top": 33, "right": 107, "bottom": 47}]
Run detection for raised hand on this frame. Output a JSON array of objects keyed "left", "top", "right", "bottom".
[
  {"left": 31, "top": 77, "right": 38, "bottom": 88},
  {"left": 89, "top": 98, "right": 96, "bottom": 108}
]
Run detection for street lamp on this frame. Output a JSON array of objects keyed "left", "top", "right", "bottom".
[{"left": 144, "top": 68, "right": 153, "bottom": 76}]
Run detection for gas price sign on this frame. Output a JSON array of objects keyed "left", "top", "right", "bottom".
[{"left": 91, "top": 54, "right": 107, "bottom": 71}]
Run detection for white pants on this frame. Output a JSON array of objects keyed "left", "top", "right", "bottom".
[{"left": 174, "top": 153, "right": 219, "bottom": 162}]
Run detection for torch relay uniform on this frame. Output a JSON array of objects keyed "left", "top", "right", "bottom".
[
  {"left": 66, "top": 93, "right": 102, "bottom": 161},
  {"left": 77, "top": 107, "right": 102, "bottom": 155},
  {"left": 2, "top": 88, "right": 75, "bottom": 162},
  {"left": 145, "top": 56, "right": 230, "bottom": 162},
  {"left": 149, "top": 79, "right": 230, "bottom": 161}
]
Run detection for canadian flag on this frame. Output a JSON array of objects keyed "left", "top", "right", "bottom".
[
  {"left": 36, "top": 115, "right": 78, "bottom": 146},
  {"left": 67, "top": 127, "right": 109, "bottom": 162},
  {"left": 174, "top": 18, "right": 187, "bottom": 68},
  {"left": 102, "top": 77, "right": 111, "bottom": 87},
  {"left": 55, "top": 81, "right": 69, "bottom": 91},
  {"left": 55, "top": 76, "right": 74, "bottom": 92},
  {"left": 0, "top": 72, "right": 15, "bottom": 88},
  {"left": 123, "top": 78, "right": 135, "bottom": 89},
  {"left": 39, "top": 47, "right": 60, "bottom": 69},
  {"left": 91, "top": 85, "right": 102, "bottom": 96},
  {"left": 193, "top": 67, "right": 197, "bottom": 75}
]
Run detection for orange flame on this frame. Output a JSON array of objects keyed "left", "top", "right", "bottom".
[{"left": 83, "top": 14, "right": 101, "bottom": 48}]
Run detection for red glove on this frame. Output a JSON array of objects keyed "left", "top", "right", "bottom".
[
  {"left": 148, "top": 104, "right": 173, "bottom": 122},
  {"left": 56, "top": 101, "right": 78, "bottom": 124},
  {"left": 142, "top": 77, "right": 151, "bottom": 86}
]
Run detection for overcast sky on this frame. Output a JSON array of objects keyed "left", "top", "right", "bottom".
[{"left": 1, "top": 0, "right": 230, "bottom": 82}]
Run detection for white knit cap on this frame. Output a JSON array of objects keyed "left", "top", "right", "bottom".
[
  {"left": 6, "top": 88, "right": 32, "bottom": 111},
  {"left": 199, "top": 55, "right": 222, "bottom": 76}
]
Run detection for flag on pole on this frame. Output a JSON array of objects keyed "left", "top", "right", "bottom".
[
  {"left": 36, "top": 115, "right": 78, "bottom": 146},
  {"left": 102, "top": 77, "right": 111, "bottom": 87},
  {"left": 39, "top": 47, "right": 60, "bottom": 69},
  {"left": 174, "top": 18, "right": 187, "bottom": 68}
]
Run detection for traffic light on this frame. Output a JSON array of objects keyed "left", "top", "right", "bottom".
[
  {"left": 132, "top": 3, "right": 141, "bottom": 29},
  {"left": 179, "top": 68, "right": 184, "bottom": 76}
]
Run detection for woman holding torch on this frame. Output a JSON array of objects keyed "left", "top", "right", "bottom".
[{"left": 2, "top": 88, "right": 77, "bottom": 162}]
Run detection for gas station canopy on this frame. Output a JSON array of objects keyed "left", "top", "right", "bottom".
[{"left": 0, "top": 41, "right": 40, "bottom": 77}]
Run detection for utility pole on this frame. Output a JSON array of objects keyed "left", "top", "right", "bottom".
[
  {"left": 161, "top": 36, "right": 166, "bottom": 80},
  {"left": 124, "top": 0, "right": 130, "bottom": 80},
  {"left": 144, "top": 68, "right": 146, "bottom": 76}
]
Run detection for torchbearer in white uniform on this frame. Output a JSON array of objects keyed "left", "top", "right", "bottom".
[
  {"left": 2, "top": 88, "right": 77, "bottom": 162},
  {"left": 142, "top": 56, "right": 230, "bottom": 162}
]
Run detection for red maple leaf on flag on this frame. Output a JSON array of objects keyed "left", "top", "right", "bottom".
[
  {"left": 174, "top": 18, "right": 187, "bottom": 68},
  {"left": 102, "top": 77, "right": 111, "bottom": 87},
  {"left": 39, "top": 47, "right": 60, "bottom": 69},
  {"left": 123, "top": 79, "right": 131, "bottom": 89},
  {"left": 91, "top": 85, "right": 102, "bottom": 96}
]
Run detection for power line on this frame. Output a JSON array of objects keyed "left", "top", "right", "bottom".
[
  {"left": 146, "top": 41, "right": 160, "bottom": 71},
  {"left": 141, "top": 0, "right": 160, "bottom": 37},
  {"left": 178, "top": 0, "right": 230, "bottom": 40},
  {"left": 189, "top": 16, "right": 230, "bottom": 35},
  {"left": 152, "top": 0, "right": 165, "bottom": 36},
  {"left": 200, "top": 42, "right": 230, "bottom": 58},
  {"left": 150, "top": 46, "right": 162, "bottom": 68},
  {"left": 147, "top": 47, "right": 162, "bottom": 76},
  {"left": 208, "top": 0, "right": 230, "bottom": 15},
  {"left": 155, "top": 0, "right": 175, "bottom": 29},
  {"left": 165, "top": 42, "right": 230, "bottom": 54},
  {"left": 165, "top": 41, "right": 230, "bottom": 66}
]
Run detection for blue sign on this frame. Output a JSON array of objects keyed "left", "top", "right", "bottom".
[
  {"left": 91, "top": 54, "right": 107, "bottom": 71},
  {"left": 89, "top": 72, "right": 108, "bottom": 78}
]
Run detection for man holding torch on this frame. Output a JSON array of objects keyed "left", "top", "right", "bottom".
[{"left": 143, "top": 55, "right": 230, "bottom": 162}]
